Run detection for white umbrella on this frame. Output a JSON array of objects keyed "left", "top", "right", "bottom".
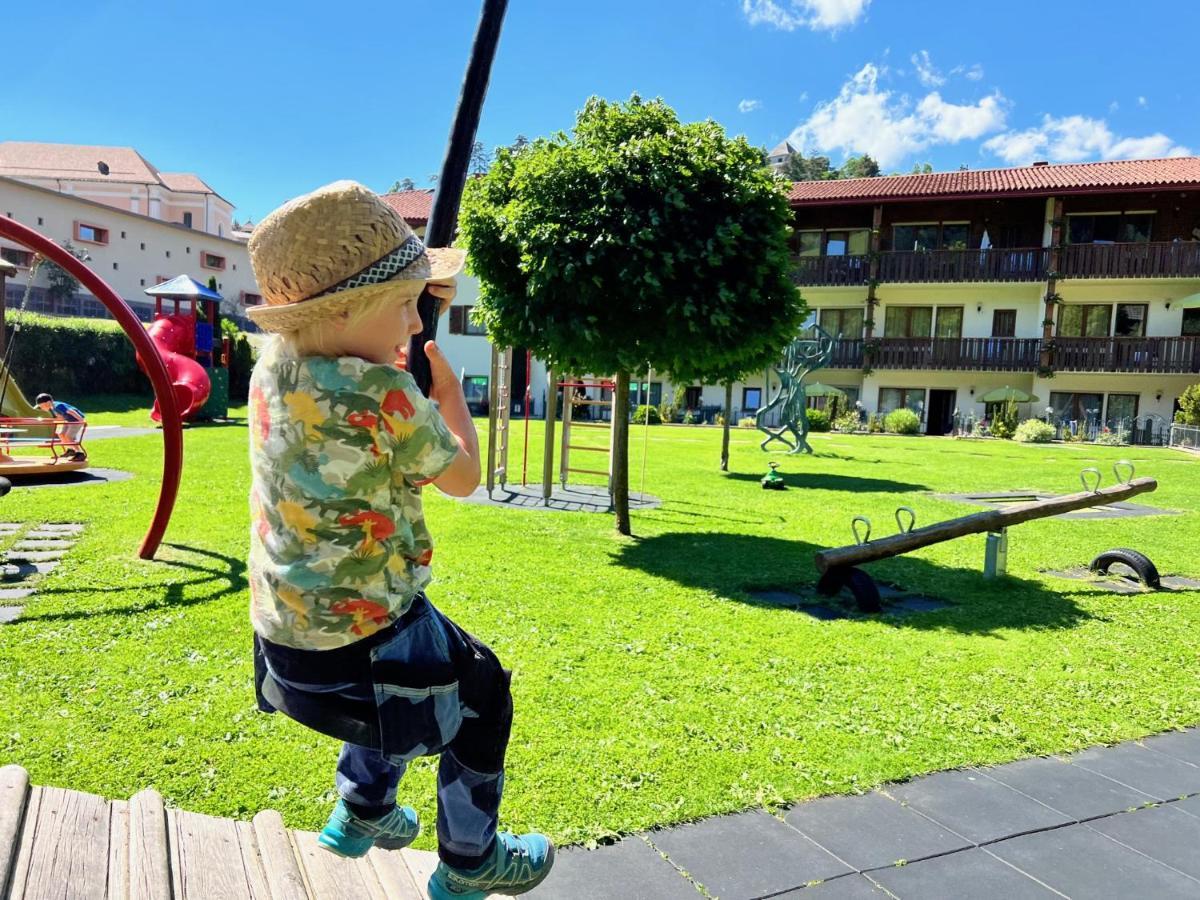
[{"left": 1176, "top": 292, "right": 1200, "bottom": 309}]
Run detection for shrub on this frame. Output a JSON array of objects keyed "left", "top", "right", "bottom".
[
  {"left": 682, "top": 410, "right": 695, "bottom": 425},
  {"left": 1175, "top": 383, "right": 1200, "bottom": 425},
  {"left": 867, "top": 412, "right": 885, "bottom": 433},
  {"left": 805, "top": 407, "right": 830, "bottom": 432},
  {"left": 632, "top": 404, "right": 662, "bottom": 425},
  {"left": 1014, "top": 419, "right": 1055, "bottom": 443},
  {"left": 715, "top": 412, "right": 726, "bottom": 426},
  {"left": 989, "top": 399, "right": 1020, "bottom": 439},
  {"left": 884, "top": 408, "right": 921, "bottom": 435},
  {"left": 1095, "top": 427, "right": 1127, "bottom": 446},
  {"left": 737, "top": 416, "right": 757, "bottom": 428},
  {"left": 833, "top": 411, "right": 860, "bottom": 433},
  {"left": 6, "top": 311, "right": 148, "bottom": 398}
]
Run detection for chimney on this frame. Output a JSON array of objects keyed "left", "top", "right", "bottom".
[{"left": 1032, "top": 160, "right": 1049, "bottom": 167}]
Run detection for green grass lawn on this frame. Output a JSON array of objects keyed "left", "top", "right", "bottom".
[{"left": 1, "top": 396, "right": 1198, "bottom": 849}]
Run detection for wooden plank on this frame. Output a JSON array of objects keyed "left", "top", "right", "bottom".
[
  {"left": 19, "top": 785, "right": 110, "bottom": 900},
  {"left": 816, "top": 477, "right": 1159, "bottom": 573},
  {"left": 291, "top": 829, "right": 387, "bottom": 900},
  {"left": 6, "top": 785, "right": 41, "bottom": 898},
  {"left": 400, "top": 850, "right": 438, "bottom": 898},
  {"left": 128, "top": 789, "right": 172, "bottom": 900},
  {"left": 234, "top": 820, "right": 272, "bottom": 900},
  {"left": 251, "top": 810, "right": 309, "bottom": 900},
  {"left": 108, "top": 800, "right": 130, "bottom": 900},
  {"left": 171, "top": 807, "right": 261, "bottom": 900},
  {"left": 0, "top": 765, "right": 30, "bottom": 897},
  {"left": 366, "top": 847, "right": 422, "bottom": 900}
]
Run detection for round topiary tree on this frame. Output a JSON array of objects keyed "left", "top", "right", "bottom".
[{"left": 460, "top": 95, "right": 805, "bottom": 533}]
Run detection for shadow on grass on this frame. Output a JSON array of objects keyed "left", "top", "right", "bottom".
[
  {"left": 722, "top": 471, "right": 928, "bottom": 493},
  {"left": 612, "top": 532, "right": 1093, "bottom": 635},
  {"left": 12, "top": 542, "right": 246, "bottom": 624}
]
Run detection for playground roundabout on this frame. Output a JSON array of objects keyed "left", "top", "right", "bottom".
[{"left": 455, "top": 482, "right": 660, "bottom": 512}]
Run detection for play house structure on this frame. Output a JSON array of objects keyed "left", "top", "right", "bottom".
[{"left": 141, "top": 276, "right": 231, "bottom": 422}]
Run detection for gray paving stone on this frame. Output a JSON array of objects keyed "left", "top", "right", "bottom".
[
  {"left": 1139, "top": 729, "right": 1200, "bottom": 767},
  {"left": 6, "top": 551, "right": 66, "bottom": 563},
  {"left": 0, "top": 588, "right": 34, "bottom": 601},
  {"left": 886, "top": 596, "right": 949, "bottom": 614},
  {"left": 885, "top": 770, "right": 1070, "bottom": 845},
  {"left": 869, "top": 848, "right": 1058, "bottom": 899},
  {"left": 526, "top": 838, "right": 699, "bottom": 900},
  {"left": 979, "top": 754, "right": 1153, "bottom": 821},
  {"left": 1, "top": 561, "right": 57, "bottom": 580},
  {"left": 650, "top": 810, "right": 851, "bottom": 899},
  {"left": 1175, "top": 795, "right": 1200, "bottom": 819},
  {"left": 1088, "top": 804, "right": 1200, "bottom": 880},
  {"left": 12, "top": 540, "right": 73, "bottom": 551},
  {"left": 800, "top": 605, "right": 854, "bottom": 621},
  {"left": 784, "top": 791, "right": 970, "bottom": 871},
  {"left": 0, "top": 606, "right": 23, "bottom": 623},
  {"left": 35, "top": 524, "right": 83, "bottom": 534},
  {"left": 772, "top": 873, "right": 891, "bottom": 897},
  {"left": 1067, "top": 742, "right": 1200, "bottom": 801},
  {"left": 988, "top": 823, "right": 1200, "bottom": 897}
]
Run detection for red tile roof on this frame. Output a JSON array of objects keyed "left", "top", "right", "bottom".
[
  {"left": 380, "top": 190, "right": 434, "bottom": 225},
  {"left": 787, "top": 157, "right": 1200, "bottom": 205},
  {"left": 157, "top": 172, "right": 217, "bottom": 194}
]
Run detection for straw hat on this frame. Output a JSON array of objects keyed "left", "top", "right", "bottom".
[{"left": 246, "top": 180, "right": 465, "bottom": 332}]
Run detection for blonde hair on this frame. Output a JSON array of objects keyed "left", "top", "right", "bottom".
[{"left": 272, "top": 282, "right": 422, "bottom": 358}]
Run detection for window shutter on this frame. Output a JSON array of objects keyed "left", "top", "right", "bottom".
[{"left": 449, "top": 306, "right": 465, "bottom": 334}]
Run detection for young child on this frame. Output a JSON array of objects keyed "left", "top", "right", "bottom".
[
  {"left": 35, "top": 393, "right": 87, "bottom": 461},
  {"left": 246, "top": 181, "right": 553, "bottom": 899}
]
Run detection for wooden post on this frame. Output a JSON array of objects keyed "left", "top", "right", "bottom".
[
  {"left": 720, "top": 380, "right": 733, "bottom": 471},
  {"left": 1041, "top": 197, "right": 1064, "bottom": 372},
  {"left": 542, "top": 366, "right": 557, "bottom": 504},
  {"left": 815, "top": 477, "right": 1157, "bottom": 573},
  {"left": 863, "top": 204, "right": 883, "bottom": 342},
  {"left": 612, "top": 371, "right": 631, "bottom": 535}
]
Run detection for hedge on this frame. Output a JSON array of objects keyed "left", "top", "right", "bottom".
[{"left": 4, "top": 311, "right": 255, "bottom": 401}]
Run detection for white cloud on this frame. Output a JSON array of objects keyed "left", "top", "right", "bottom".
[
  {"left": 949, "top": 63, "right": 984, "bottom": 81},
  {"left": 738, "top": 99, "right": 763, "bottom": 113},
  {"left": 741, "top": 0, "right": 871, "bottom": 32},
  {"left": 983, "top": 114, "right": 1190, "bottom": 164},
  {"left": 1138, "top": 96, "right": 1148, "bottom": 107},
  {"left": 788, "top": 63, "right": 1007, "bottom": 167},
  {"left": 1108, "top": 100, "right": 1120, "bottom": 113},
  {"left": 911, "top": 50, "right": 945, "bottom": 88}
]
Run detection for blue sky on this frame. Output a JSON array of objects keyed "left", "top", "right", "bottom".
[{"left": 4, "top": 0, "right": 1197, "bottom": 221}]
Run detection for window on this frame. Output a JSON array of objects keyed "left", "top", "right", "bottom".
[
  {"left": 1050, "top": 391, "right": 1103, "bottom": 422},
  {"left": 183, "top": 212, "right": 193, "bottom": 228},
  {"left": 934, "top": 307, "right": 963, "bottom": 339},
  {"left": 201, "top": 251, "right": 226, "bottom": 271},
  {"left": 825, "top": 229, "right": 870, "bottom": 256},
  {"left": 742, "top": 387, "right": 762, "bottom": 410},
  {"left": 37, "top": 217, "right": 43, "bottom": 226},
  {"left": 448, "top": 305, "right": 487, "bottom": 335},
  {"left": 796, "top": 231, "right": 821, "bottom": 257},
  {"left": 878, "top": 387, "right": 925, "bottom": 414},
  {"left": 74, "top": 221, "right": 109, "bottom": 244},
  {"left": 1058, "top": 304, "right": 1112, "bottom": 337},
  {"left": 0, "top": 247, "right": 33, "bottom": 267},
  {"left": 140, "top": 242, "right": 146, "bottom": 250},
  {"left": 1114, "top": 303, "right": 1147, "bottom": 337},
  {"left": 112, "top": 262, "right": 119, "bottom": 271},
  {"left": 165, "top": 250, "right": 171, "bottom": 258},
  {"left": 120, "top": 231, "right": 126, "bottom": 239},
  {"left": 1106, "top": 393, "right": 1139, "bottom": 425},
  {"left": 462, "top": 375, "right": 489, "bottom": 412},
  {"left": 941, "top": 223, "right": 969, "bottom": 250},
  {"left": 631, "top": 382, "right": 662, "bottom": 406},
  {"left": 140, "top": 279, "right": 146, "bottom": 286},
  {"left": 240, "top": 292, "right": 263, "bottom": 306},
  {"left": 1182, "top": 308, "right": 1200, "bottom": 336},
  {"left": 818, "top": 307, "right": 864, "bottom": 339},
  {"left": 883, "top": 306, "right": 933, "bottom": 338},
  {"left": 1067, "top": 212, "right": 1154, "bottom": 244},
  {"left": 992, "top": 309, "right": 1017, "bottom": 337},
  {"left": 892, "top": 222, "right": 970, "bottom": 252}
]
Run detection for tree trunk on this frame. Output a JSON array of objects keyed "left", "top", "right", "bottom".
[
  {"left": 612, "top": 370, "right": 632, "bottom": 535},
  {"left": 720, "top": 381, "right": 733, "bottom": 471}
]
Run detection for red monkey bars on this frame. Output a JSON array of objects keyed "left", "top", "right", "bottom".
[{"left": 0, "top": 216, "right": 183, "bottom": 559}]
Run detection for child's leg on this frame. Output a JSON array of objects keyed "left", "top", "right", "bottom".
[{"left": 335, "top": 743, "right": 406, "bottom": 817}]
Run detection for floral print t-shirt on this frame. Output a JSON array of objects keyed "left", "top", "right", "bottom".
[{"left": 248, "top": 344, "right": 459, "bottom": 650}]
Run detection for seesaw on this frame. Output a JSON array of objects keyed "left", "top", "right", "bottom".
[{"left": 815, "top": 462, "right": 1161, "bottom": 612}]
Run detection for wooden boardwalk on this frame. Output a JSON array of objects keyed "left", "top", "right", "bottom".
[{"left": 0, "top": 765, "right": 440, "bottom": 899}]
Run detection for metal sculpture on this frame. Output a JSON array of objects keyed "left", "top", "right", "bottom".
[{"left": 755, "top": 324, "right": 837, "bottom": 454}]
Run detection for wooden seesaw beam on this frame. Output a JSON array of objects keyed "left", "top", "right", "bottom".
[{"left": 815, "top": 477, "right": 1158, "bottom": 574}]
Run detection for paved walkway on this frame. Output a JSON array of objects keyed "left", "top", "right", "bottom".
[
  {"left": 530, "top": 727, "right": 1200, "bottom": 899},
  {"left": 2, "top": 728, "right": 1197, "bottom": 898}
]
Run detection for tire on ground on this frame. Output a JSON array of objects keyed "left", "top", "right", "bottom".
[{"left": 1089, "top": 548, "right": 1161, "bottom": 588}]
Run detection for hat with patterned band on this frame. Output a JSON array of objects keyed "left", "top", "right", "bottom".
[{"left": 246, "top": 180, "right": 465, "bottom": 333}]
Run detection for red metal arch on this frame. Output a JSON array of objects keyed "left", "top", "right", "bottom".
[{"left": 0, "top": 216, "right": 182, "bottom": 559}]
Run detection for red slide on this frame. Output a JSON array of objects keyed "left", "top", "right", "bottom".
[{"left": 140, "top": 314, "right": 211, "bottom": 422}]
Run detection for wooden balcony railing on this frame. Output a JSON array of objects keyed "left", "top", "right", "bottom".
[
  {"left": 1060, "top": 242, "right": 1200, "bottom": 279},
  {"left": 878, "top": 248, "right": 1048, "bottom": 283},
  {"left": 1052, "top": 337, "right": 1200, "bottom": 373},
  {"left": 792, "top": 255, "right": 869, "bottom": 286},
  {"left": 868, "top": 337, "right": 1042, "bottom": 371},
  {"left": 828, "top": 338, "right": 864, "bottom": 368}
]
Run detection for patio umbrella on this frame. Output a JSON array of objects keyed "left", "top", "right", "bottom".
[
  {"left": 980, "top": 386, "right": 1040, "bottom": 403},
  {"left": 1176, "top": 292, "right": 1200, "bottom": 309},
  {"left": 804, "top": 382, "right": 848, "bottom": 398}
]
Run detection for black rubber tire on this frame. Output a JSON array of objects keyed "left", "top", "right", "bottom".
[
  {"left": 844, "top": 567, "right": 883, "bottom": 613},
  {"left": 816, "top": 567, "right": 847, "bottom": 597},
  {"left": 1089, "top": 548, "right": 1161, "bottom": 589},
  {"left": 0, "top": 478, "right": 10, "bottom": 498}
]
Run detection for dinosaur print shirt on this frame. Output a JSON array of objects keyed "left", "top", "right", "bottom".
[{"left": 248, "top": 344, "right": 459, "bottom": 650}]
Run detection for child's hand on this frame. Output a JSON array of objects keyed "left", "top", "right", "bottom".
[{"left": 425, "top": 341, "right": 465, "bottom": 408}]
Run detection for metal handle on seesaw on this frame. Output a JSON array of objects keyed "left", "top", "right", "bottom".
[
  {"left": 894, "top": 507, "right": 916, "bottom": 534},
  {"left": 1080, "top": 467, "right": 1102, "bottom": 493},
  {"left": 1112, "top": 460, "right": 1135, "bottom": 485},
  {"left": 852, "top": 516, "right": 872, "bottom": 545}
]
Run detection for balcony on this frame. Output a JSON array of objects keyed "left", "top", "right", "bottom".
[
  {"left": 868, "top": 337, "right": 1041, "bottom": 371},
  {"left": 1060, "top": 241, "right": 1200, "bottom": 279},
  {"left": 878, "top": 248, "right": 1048, "bottom": 284},
  {"left": 792, "top": 254, "right": 869, "bottom": 286},
  {"left": 1053, "top": 337, "right": 1200, "bottom": 373}
]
